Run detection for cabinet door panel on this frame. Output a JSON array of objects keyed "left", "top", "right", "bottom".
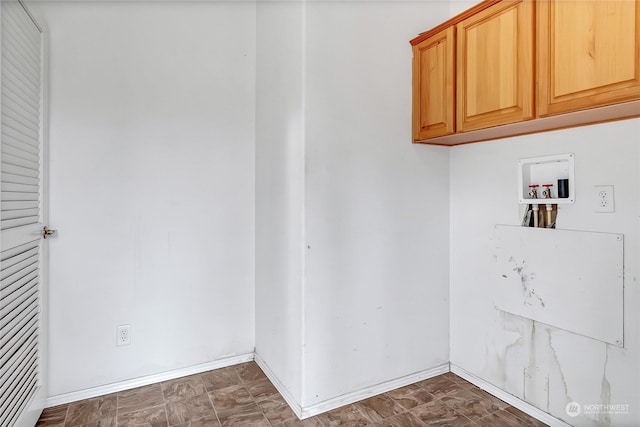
[
  {"left": 538, "top": 0, "right": 640, "bottom": 116},
  {"left": 412, "top": 27, "right": 455, "bottom": 141},
  {"left": 457, "top": 0, "right": 534, "bottom": 132}
]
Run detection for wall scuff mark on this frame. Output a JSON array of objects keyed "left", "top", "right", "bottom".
[
  {"left": 510, "top": 257, "right": 528, "bottom": 293},
  {"left": 530, "top": 288, "right": 545, "bottom": 308},
  {"left": 508, "top": 257, "right": 544, "bottom": 308}
]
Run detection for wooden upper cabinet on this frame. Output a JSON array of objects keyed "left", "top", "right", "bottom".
[
  {"left": 456, "top": 0, "right": 534, "bottom": 132},
  {"left": 538, "top": 0, "right": 640, "bottom": 116},
  {"left": 410, "top": 0, "right": 640, "bottom": 145},
  {"left": 412, "top": 27, "right": 455, "bottom": 141}
]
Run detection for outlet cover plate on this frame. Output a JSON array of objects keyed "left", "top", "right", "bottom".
[
  {"left": 595, "top": 185, "right": 615, "bottom": 213},
  {"left": 117, "top": 324, "right": 131, "bottom": 346}
]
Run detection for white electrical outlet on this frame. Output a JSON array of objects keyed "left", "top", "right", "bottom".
[
  {"left": 594, "top": 185, "right": 615, "bottom": 213},
  {"left": 117, "top": 324, "right": 131, "bottom": 346}
]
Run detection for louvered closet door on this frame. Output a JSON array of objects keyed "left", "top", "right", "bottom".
[{"left": 0, "top": 2, "right": 47, "bottom": 427}]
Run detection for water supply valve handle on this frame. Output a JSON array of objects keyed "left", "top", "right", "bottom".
[
  {"left": 542, "top": 184, "right": 553, "bottom": 199},
  {"left": 528, "top": 184, "right": 539, "bottom": 199}
]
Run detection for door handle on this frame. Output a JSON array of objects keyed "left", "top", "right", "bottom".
[{"left": 43, "top": 226, "right": 57, "bottom": 239}]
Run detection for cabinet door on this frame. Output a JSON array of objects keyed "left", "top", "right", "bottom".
[
  {"left": 456, "top": 0, "right": 534, "bottom": 132},
  {"left": 538, "top": 0, "right": 640, "bottom": 116},
  {"left": 412, "top": 27, "right": 455, "bottom": 141}
]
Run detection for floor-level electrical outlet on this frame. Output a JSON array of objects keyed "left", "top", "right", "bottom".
[
  {"left": 595, "top": 185, "right": 615, "bottom": 213},
  {"left": 117, "top": 324, "right": 131, "bottom": 346}
]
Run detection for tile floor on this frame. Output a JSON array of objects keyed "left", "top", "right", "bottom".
[{"left": 36, "top": 362, "right": 548, "bottom": 427}]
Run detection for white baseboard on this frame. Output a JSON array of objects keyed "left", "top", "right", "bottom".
[
  {"left": 450, "top": 364, "right": 571, "bottom": 427},
  {"left": 254, "top": 355, "right": 450, "bottom": 420},
  {"left": 46, "top": 353, "right": 254, "bottom": 408},
  {"left": 299, "top": 363, "right": 450, "bottom": 419},
  {"left": 254, "top": 353, "right": 303, "bottom": 418}
]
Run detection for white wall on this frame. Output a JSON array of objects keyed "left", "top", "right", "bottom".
[
  {"left": 255, "top": 0, "right": 452, "bottom": 411},
  {"left": 450, "top": 119, "right": 640, "bottom": 426},
  {"left": 255, "top": 0, "right": 305, "bottom": 405},
  {"left": 40, "top": 1, "right": 256, "bottom": 396},
  {"left": 449, "top": 0, "right": 478, "bottom": 16},
  {"left": 302, "top": 0, "right": 451, "bottom": 407}
]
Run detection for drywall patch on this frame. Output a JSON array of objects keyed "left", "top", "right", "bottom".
[{"left": 494, "top": 225, "right": 624, "bottom": 346}]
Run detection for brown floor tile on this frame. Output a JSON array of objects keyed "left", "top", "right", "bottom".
[
  {"left": 218, "top": 411, "right": 270, "bottom": 427},
  {"left": 66, "top": 395, "right": 117, "bottom": 426},
  {"left": 37, "top": 367, "right": 549, "bottom": 427},
  {"left": 171, "top": 415, "right": 221, "bottom": 427},
  {"left": 38, "top": 420, "right": 65, "bottom": 427},
  {"left": 475, "top": 410, "right": 527, "bottom": 427},
  {"left": 415, "top": 377, "right": 463, "bottom": 398},
  {"left": 37, "top": 405, "right": 68, "bottom": 426},
  {"left": 378, "top": 412, "right": 427, "bottom": 427},
  {"left": 78, "top": 417, "right": 116, "bottom": 427},
  {"left": 354, "top": 395, "right": 404, "bottom": 422},
  {"left": 503, "top": 407, "right": 548, "bottom": 427},
  {"left": 201, "top": 367, "right": 242, "bottom": 392},
  {"left": 117, "top": 404, "right": 168, "bottom": 427},
  {"left": 162, "top": 375, "right": 207, "bottom": 402},
  {"left": 247, "top": 377, "right": 279, "bottom": 402},
  {"left": 439, "top": 374, "right": 474, "bottom": 388},
  {"left": 209, "top": 384, "right": 260, "bottom": 423},
  {"left": 410, "top": 400, "right": 476, "bottom": 427},
  {"left": 165, "top": 393, "right": 214, "bottom": 426},
  {"left": 316, "top": 404, "right": 374, "bottom": 426},
  {"left": 235, "top": 362, "right": 267, "bottom": 383},
  {"left": 118, "top": 384, "right": 166, "bottom": 416},
  {"left": 386, "top": 384, "right": 435, "bottom": 410},
  {"left": 272, "top": 416, "right": 325, "bottom": 427},
  {"left": 258, "top": 395, "right": 297, "bottom": 424},
  {"left": 466, "top": 388, "right": 509, "bottom": 411},
  {"left": 439, "top": 388, "right": 502, "bottom": 421},
  {"left": 39, "top": 421, "right": 65, "bottom": 427}
]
